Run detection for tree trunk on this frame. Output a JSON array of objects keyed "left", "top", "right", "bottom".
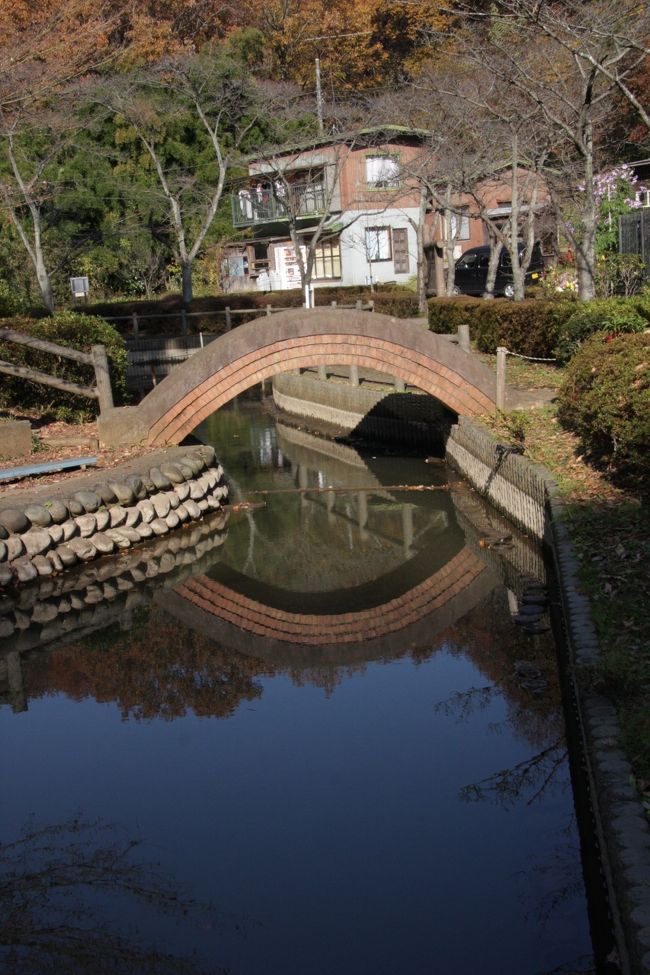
[
  {"left": 181, "top": 261, "right": 193, "bottom": 305},
  {"left": 35, "top": 250, "right": 55, "bottom": 313},
  {"left": 416, "top": 184, "right": 429, "bottom": 314},
  {"left": 511, "top": 251, "right": 525, "bottom": 301},
  {"left": 483, "top": 238, "right": 502, "bottom": 299},
  {"left": 577, "top": 118, "right": 597, "bottom": 301}
]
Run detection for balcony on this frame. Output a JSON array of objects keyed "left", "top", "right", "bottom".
[{"left": 231, "top": 182, "right": 328, "bottom": 228}]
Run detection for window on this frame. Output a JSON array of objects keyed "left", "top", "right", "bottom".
[
  {"left": 365, "top": 155, "right": 400, "bottom": 188},
  {"left": 450, "top": 207, "right": 470, "bottom": 240},
  {"left": 366, "top": 227, "right": 392, "bottom": 261},
  {"left": 392, "top": 228, "right": 409, "bottom": 273},
  {"left": 314, "top": 239, "right": 341, "bottom": 279}
]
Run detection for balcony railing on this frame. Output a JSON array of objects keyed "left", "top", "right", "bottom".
[{"left": 231, "top": 182, "right": 328, "bottom": 227}]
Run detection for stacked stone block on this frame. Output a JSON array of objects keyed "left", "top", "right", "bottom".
[{"left": 0, "top": 445, "right": 228, "bottom": 589}]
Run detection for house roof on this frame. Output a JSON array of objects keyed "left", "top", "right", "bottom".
[{"left": 244, "top": 125, "right": 433, "bottom": 164}]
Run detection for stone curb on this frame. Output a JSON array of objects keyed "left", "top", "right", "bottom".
[{"left": 447, "top": 417, "right": 650, "bottom": 975}]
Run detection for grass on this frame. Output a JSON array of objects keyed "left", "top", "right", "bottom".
[{"left": 481, "top": 404, "right": 650, "bottom": 809}]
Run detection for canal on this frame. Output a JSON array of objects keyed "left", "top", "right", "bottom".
[{"left": 0, "top": 393, "right": 597, "bottom": 974}]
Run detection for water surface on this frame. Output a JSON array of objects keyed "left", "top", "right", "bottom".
[{"left": 0, "top": 397, "right": 595, "bottom": 974}]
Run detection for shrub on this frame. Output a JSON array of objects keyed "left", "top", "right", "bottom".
[
  {"left": 554, "top": 297, "right": 650, "bottom": 364},
  {"left": 0, "top": 312, "right": 128, "bottom": 422},
  {"left": 594, "top": 253, "right": 647, "bottom": 298},
  {"left": 428, "top": 297, "right": 575, "bottom": 358},
  {"left": 371, "top": 292, "right": 419, "bottom": 317},
  {"left": 428, "top": 297, "right": 484, "bottom": 334},
  {"left": 558, "top": 331, "right": 650, "bottom": 479}
]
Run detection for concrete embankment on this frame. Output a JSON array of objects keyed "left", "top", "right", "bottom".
[{"left": 272, "top": 370, "right": 453, "bottom": 446}]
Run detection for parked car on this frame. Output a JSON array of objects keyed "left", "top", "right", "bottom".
[{"left": 453, "top": 243, "right": 545, "bottom": 297}]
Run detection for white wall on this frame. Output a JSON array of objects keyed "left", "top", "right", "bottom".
[{"left": 338, "top": 209, "right": 420, "bottom": 287}]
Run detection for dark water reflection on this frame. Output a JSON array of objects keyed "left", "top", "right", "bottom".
[{"left": 0, "top": 397, "right": 595, "bottom": 974}]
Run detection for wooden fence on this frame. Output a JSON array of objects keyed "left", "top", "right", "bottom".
[
  {"left": 0, "top": 329, "right": 114, "bottom": 413},
  {"left": 619, "top": 210, "right": 650, "bottom": 272}
]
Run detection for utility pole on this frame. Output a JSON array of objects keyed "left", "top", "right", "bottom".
[{"left": 315, "top": 57, "right": 324, "bottom": 135}]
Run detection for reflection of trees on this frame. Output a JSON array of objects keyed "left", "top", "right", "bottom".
[
  {"left": 0, "top": 819, "right": 229, "bottom": 975},
  {"left": 460, "top": 738, "right": 567, "bottom": 807},
  {"left": 20, "top": 607, "right": 384, "bottom": 717},
  {"left": 23, "top": 608, "right": 266, "bottom": 721},
  {"left": 431, "top": 591, "right": 569, "bottom": 807},
  {"left": 432, "top": 591, "right": 563, "bottom": 750}
]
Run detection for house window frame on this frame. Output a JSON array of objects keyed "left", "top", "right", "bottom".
[
  {"left": 313, "top": 238, "right": 342, "bottom": 280},
  {"left": 450, "top": 207, "right": 470, "bottom": 241},
  {"left": 365, "top": 154, "right": 401, "bottom": 189},
  {"left": 365, "top": 226, "right": 392, "bottom": 262}
]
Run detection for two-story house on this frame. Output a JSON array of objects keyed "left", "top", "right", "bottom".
[{"left": 224, "top": 126, "right": 432, "bottom": 294}]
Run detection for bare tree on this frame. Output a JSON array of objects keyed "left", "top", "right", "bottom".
[{"left": 448, "top": 0, "right": 650, "bottom": 299}]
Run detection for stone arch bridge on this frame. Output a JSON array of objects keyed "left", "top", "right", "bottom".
[{"left": 99, "top": 308, "right": 505, "bottom": 448}]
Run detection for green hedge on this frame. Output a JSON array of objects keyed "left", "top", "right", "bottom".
[
  {"left": 427, "top": 297, "right": 576, "bottom": 358},
  {"left": 553, "top": 297, "right": 650, "bottom": 364},
  {"left": 558, "top": 331, "right": 650, "bottom": 479},
  {"left": 0, "top": 312, "right": 128, "bottom": 422}
]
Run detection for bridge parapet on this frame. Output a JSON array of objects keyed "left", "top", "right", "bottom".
[{"left": 99, "top": 308, "right": 506, "bottom": 448}]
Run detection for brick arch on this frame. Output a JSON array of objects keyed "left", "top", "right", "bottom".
[
  {"left": 160, "top": 545, "right": 495, "bottom": 665},
  {"left": 131, "top": 309, "right": 498, "bottom": 446}
]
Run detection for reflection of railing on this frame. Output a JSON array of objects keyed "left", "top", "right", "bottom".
[{"left": 231, "top": 182, "right": 328, "bottom": 227}]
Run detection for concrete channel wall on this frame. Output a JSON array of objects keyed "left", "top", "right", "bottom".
[
  {"left": 446, "top": 416, "right": 650, "bottom": 975},
  {"left": 272, "top": 370, "right": 452, "bottom": 446}
]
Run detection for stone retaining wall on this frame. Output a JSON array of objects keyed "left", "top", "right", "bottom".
[
  {"left": 445, "top": 415, "right": 650, "bottom": 975},
  {"left": 446, "top": 415, "right": 552, "bottom": 541},
  {"left": 0, "top": 445, "right": 228, "bottom": 590},
  {"left": 0, "top": 507, "right": 229, "bottom": 669}
]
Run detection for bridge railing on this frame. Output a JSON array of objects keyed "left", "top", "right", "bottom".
[{"left": 101, "top": 300, "right": 374, "bottom": 338}]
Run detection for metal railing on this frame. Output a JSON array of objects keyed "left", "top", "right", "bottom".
[{"left": 231, "top": 182, "right": 328, "bottom": 227}]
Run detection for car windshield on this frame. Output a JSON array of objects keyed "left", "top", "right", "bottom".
[{"left": 456, "top": 253, "right": 479, "bottom": 268}]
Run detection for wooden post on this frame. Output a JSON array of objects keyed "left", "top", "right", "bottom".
[
  {"left": 349, "top": 364, "right": 359, "bottom": 387},
  {"left": 496, "top": 347, "right": 507, "bottom": 411},
  {"left": 91, "top": 344, "right": 114, "bottom": 413},
  {"left": 266, "top": 304, "right": 272, "bottom": 316},
  {"left": 132, "top": 311, "right": 139, "bottom": 337},
  {"left": 225, "top": 306, "right": 232, "bottom": 330},
  {"left": 457, "top": 323, "right": 470, "bottom": 352},
  {"left": 181, "top": 309, "right": 188, "bottom": 335}
]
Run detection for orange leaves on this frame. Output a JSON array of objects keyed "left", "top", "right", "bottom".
[{"left": 236, "top": 0, "right": 451, "bottom": 91}]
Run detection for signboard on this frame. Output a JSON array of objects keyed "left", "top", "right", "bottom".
[{"left": 69, "top": 276, "right": 90, "bottom": 298}]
